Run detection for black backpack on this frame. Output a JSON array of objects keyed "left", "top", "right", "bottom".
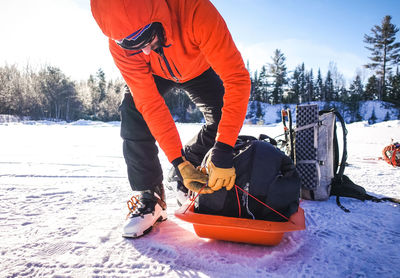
[{"left": 195, "top": 135, "right": 301, "bottom": 222}]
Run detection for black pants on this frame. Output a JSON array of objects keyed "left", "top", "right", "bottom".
[{"left": 119, "top": 68, "right": 225, "bottom": 191}]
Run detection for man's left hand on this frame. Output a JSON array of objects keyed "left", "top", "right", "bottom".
[{"left": 205, "top": 142, "right": 236, "bottom": 191}]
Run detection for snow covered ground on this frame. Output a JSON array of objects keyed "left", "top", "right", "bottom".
[{"left": 1, "top": 120, "right": 399, "bottom": 277}]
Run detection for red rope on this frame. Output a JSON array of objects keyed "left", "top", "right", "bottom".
[
  {"left": 183, "top": 184, "right": 206, "bottom": 214},
  {"left": 235, "top": 184, "right": 294, "bottom": 223}
]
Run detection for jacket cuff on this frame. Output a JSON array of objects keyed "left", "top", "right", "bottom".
[
  {"left": 213, "top": 141, "right": 234, "bottom": 152},
  {"left": 171, "top": 149, "right": 185, "bottom": 167},
  {"left": 210, "top": 141, "right": 234, "bottom": 168}
]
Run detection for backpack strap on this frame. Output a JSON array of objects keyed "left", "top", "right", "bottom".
[
  {"left": 326, "top": 110, "right": 400, "bottom": 211},
  {"left": 320, "top": 109, "right": 348, "bottom": 180},
  {"left": 258, "top": 134, "right": 278, "bottom": 146},
  {"left": 333, "top": 111, "right": 348, "bottom": 179}
]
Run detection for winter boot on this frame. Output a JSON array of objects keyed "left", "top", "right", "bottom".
[{"left": 122, "top": 184, "right": 167, "bottom": 238}]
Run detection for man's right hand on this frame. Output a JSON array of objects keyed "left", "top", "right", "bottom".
[{"left": 177, "top": 160, "right": 214, "bottom": 194}]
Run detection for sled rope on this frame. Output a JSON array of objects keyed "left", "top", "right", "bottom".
[
  {"left": 235, "top": 185, "right": 294, "bottom": 223},
  {"left": 183, "top": 184, "right": 207, "bottom": 214},
  {"left": 183, "top": 184, "right": 295, "bottom": 223}
]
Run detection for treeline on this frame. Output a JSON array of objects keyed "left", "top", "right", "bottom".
[
  {"left": 248, "top": 15, "right": 400, "bottom": 122},
  {"left": 250, "top": 15, "right": 400, "bottom": 106},
  {"left": 249, "top": 50, "right": 400, "bottom": 105},
  {"left": 0, "top": 65, "right": 124, "bottom": 122},
  {"left": 0, "top": 64, "right": 202, "bottom": 123}
]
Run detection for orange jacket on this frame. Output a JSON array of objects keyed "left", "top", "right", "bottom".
[{"left": 91, "top": 0, "right": 251, "bottom": 163}]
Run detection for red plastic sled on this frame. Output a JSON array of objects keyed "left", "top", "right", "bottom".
[{"left": 175, "top": 201, "right": 306, "bottom": 246}]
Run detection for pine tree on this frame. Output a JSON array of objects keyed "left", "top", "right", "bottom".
[
  {"left": 364, "top": 15, "right": 400, "bottom": 100},
  {"left": 364, "top": 75, "right": 379, "bottom": 100},
  {"left": 268, "top": 49, "right": 287, "bottom": 104},
  {"left": 258, "top": 65, "right": 269, "bottom": 103},
  {"left": 288, "top": 66, "right": 301, "bottom": 103},
  {"left": 388, "top": 67, "right": 400, "bottom": 105},
  {"left": 305, "top": 69, "right": 314, "bottom": 102},
  {"left": 349, "top": 75, "right": 364, "bottom": 98},
  {"left": 347, "top": 75, "right": 364, "bottom": 122},
  {"left": 324, "top": 70, "right": 334, "bottom": 102},
  {"left": 314, "top": 69, "right": 324, "bottom": 101},
  {"left": 250, "top": 70, "right": 260, "bottom": 101},
  {"left": 96, "top": 68, "right": 107, "bottom": 102},
  {"left": 299, "top": 63, "right": 306, "bottom": 103}
]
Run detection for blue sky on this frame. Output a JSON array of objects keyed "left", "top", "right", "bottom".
[{"left": 0, "top": 0, "right": 399, "bottom": 85}]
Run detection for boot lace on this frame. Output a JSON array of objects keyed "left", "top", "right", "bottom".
[{"left": 126, "top": 195, "right": 141, "bottom": 219}]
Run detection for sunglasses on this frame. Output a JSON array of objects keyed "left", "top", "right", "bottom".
[{"left": 116, "top": 31, "right": 157, "bottom": 51}]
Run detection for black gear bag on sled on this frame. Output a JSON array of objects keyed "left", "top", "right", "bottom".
[
  {"left": 195, "top": 135, "right": 301, "bottom": 222},
  {"left": 283, "top": 104, "right": 400, "bottom": 212}
]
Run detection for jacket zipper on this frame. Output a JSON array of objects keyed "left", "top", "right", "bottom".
[{"left": 156, "top": 48, "right": 180, "bottom": 82}]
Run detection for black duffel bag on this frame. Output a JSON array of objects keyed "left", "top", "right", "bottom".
[{"left": 195, "top": 135, "right": 301, "bottom": 222}]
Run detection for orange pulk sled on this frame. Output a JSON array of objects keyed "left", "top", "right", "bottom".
[{"left": 175, "top": 186, "right": 306, "bottom": 246}]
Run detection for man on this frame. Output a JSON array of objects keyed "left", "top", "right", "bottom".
[{"left": 91, "top": 0, "right": 251, "bottom": 238}]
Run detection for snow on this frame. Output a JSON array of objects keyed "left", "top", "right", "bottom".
[{"left": 1, "top": 119, "right": 400, "bottom": 277}]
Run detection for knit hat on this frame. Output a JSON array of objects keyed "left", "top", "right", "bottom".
[{"left": 116, "top": 22, "right": 164, "bottom": 50}]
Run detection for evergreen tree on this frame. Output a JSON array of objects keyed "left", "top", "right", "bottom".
[
  {"left": 364, "top": 75, "right": 379, "bottom": 100},
  {"left": 299, "top": 63, "right": 306, "bottom": 103},
  {"left": 288, "top": 66, "right": 301, "bottom": 103},
  {"left": 364, "top": 15, "right": 400, "bottom": 100},
  {"left": 324, "top": 70, "right": 334, "bottom": 102},
  {"left": 258, "top": 65, "right": 269, "bottom": 103},
  {"left": 250, "top": 70, "right": 262, "bottom": 101},
  {"left": 328, "top": 62, "right": 345, "bottom": 101},
  {"left": 388, "top": 67, "right": 400, "bottom": 104},
  {"left": 96, "top": 68, "right": 107, "bottom": 102},
  {"left": 347, "top": 75, "right": 364, "bottom": 122},
  {"left": 349, "top": 75, "right": 364, "bottom": 98},
  {"left": 305, "top": 69, "right": 314, "bottom": 102},
  {"left": 268, "top": 49, "right": 287, "bottom": 104},
  {"left": 314, "top": 68, "right": 324, "bottom": 101}
]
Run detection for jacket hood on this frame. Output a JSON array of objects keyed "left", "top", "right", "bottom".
[{"left": 91, "top": 0, "right": 173, "bottom": 43}]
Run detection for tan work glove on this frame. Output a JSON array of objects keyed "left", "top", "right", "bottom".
[
  {"left": 177, "top": 160, "right": 214, "bottom": 194},
  {"left": 204, "top": 142, "right": 236, "bottom": 192},
  {"left": 205, "top": 158, "right": 236, "bottom": 191}
]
